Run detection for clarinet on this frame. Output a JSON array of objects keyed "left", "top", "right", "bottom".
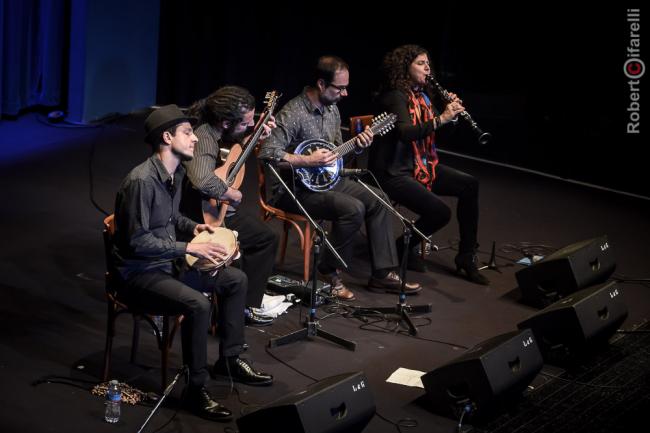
[{"left": 425, "top": 75, "right": 491, "bottom": 145}]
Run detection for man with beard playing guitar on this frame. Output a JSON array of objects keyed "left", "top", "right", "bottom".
[{"left": 182, "top": 86, "right": 282, "bottom": 326}]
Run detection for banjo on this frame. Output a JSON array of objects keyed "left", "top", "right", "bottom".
[{"left": 293, "top": 112, "right": 396, "bottom": 192}]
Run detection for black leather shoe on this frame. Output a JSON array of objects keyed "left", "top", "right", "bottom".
[
  {"left": 213, "top": 357, "right": 274, "bottom": 386},
  {"left": 368, "top": 271, "right": 422, "bottom": 294},
  {"left": 455, "top": 253, "right": 490, "bottom": 285},
  {"left": 186, "top": 386, "right": 232, "bottom": 422},
  {"left": 245, "top": 308, "right": 274, "bottom": 327}
]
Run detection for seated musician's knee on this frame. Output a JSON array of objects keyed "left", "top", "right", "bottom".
[{"left": 339, "top": 200, "right": 365, "bottom": 226}]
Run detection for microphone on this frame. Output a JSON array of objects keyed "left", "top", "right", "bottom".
[
  {"left": 340, "top": 168, "right": 368, "bottom": 177},
  {"left": 266, "top": 156, "right": 291, "bottom": 169},
  {"left": 263, "top": 155, "right": 281, "bottom": 163},
  {"left": 262, "top": 155, "right": 280, "bottom": 165}
]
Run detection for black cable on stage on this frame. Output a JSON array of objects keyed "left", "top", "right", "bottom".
[
  {"left": 538, "top": 370, "right": 628, "bottom": 389},
  {"left": 31, "top": 375, "right": 97, "bottom": 391},
  {"left": 264, "top": 346, "right": 318, "bottom": 383},
  {"left": 374, "top": 410, "right": 418, "bottom": 433},
  {"left": 150, "top": 385, "right": 186, "bottom": 433}
]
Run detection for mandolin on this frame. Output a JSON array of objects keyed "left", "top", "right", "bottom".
[{"left": 293, "top": 112, "right": 396, "bottom": 192}]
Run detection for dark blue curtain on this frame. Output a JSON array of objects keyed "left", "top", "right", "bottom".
[{"left": 1, "top": 0, "right": 65, "bottom": 117}]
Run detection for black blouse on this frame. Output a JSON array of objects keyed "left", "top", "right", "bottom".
[{"left": 369, "top": 89, "right": 437, "bottom": 179}]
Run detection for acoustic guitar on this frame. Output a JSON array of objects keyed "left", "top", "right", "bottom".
[{"left": 202, "top": 90, "right": 281, "bottom": 226}]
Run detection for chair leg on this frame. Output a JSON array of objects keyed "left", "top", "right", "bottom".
[
  {"left": 130, "top": 315, "right": 140, "bottom": 364},
  {"left": 161, "top": 317, "right": 170, "bottom": 391},
  {"left": 102, "top": 301, "right": 116, "bottom": 382},
  {"left": 279, "top": 220, "right": 290, "bottom": 265}
]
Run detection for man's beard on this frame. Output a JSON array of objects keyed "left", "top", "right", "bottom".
[
  {"left": 319, "top": 94, "right": 340, "bottom": 107},
  {"left": 223, "top": 125, "right": 254, "bottom": 144}
]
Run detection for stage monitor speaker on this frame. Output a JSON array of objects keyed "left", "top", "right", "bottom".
[
  {"left": 421, "top": 329, "right": 543, "bottom": 420},
  {"left": 515, "top": 235, "right": 616, "bottom": 307},
  {"left": 236, "top": 371, "right": 375, "bottom": 433},
  {"left": 518, "top": 281, "right": 628, "bottom": 363}
]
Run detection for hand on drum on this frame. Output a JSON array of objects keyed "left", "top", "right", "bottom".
[
  {"left": 193, "top": 224, "right": 215, "bottom": 236},
  {"left": 186, "top": 241, "right": 229, "bottom": 262}
]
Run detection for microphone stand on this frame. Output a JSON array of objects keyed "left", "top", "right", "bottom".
[
  {"left": 265, "top": 162, "right": 356, "bottom": 351},
  {"left": 348, "top": 173, "right": 432, "bottom": 336},
  {"left": 136, "top": 365, "right": 188, "bottom": 433},
  {"left": 478, "top": 240, "right": 504, "bottom": 273}
]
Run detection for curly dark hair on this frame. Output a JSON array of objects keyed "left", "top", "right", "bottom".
[
  {"left": 188, "top": 85, "right": 255, "bottom": 127},
  {"left": 381, "top": 44, "right": 431, "bottom": 93}
]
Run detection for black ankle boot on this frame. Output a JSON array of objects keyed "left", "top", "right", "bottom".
[{"left": 454, "top": 252, "right": 489, "bottom": 285}]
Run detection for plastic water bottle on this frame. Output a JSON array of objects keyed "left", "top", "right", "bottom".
[{"left": 104, "top": 380, "right": 121, "bottom": 423}]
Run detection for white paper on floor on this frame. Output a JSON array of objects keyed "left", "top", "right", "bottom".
[{"left": 386, "top": 367, "right": 426, "bottom": 388}]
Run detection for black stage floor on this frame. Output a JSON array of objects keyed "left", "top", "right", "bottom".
[{"left": 0, "top": 112, "right": 649, "bottom": 433}]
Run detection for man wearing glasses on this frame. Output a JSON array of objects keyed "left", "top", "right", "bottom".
[{"left": 259, "top": 56, "right": 421, "bottom": 301}]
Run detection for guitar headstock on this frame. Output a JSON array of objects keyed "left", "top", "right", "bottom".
[
  {"left": 370, "top": 112, "right": 397, "bottom": 136},
  {"left": 264, "top": 91, "right": 282, "bottom": 114}
]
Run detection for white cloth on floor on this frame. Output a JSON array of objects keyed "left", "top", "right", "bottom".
[
  {"left": 257, "top": 301, "right": 293, "bottom": 318},
  {"left": 259, "top": 294, "right": 287, "bottom": 313}
]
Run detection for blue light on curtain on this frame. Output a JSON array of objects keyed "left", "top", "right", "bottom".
[{"left": 1, "top": 0, "right": 65, "bottom": 117}]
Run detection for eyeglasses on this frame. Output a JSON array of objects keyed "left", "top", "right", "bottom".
[{"left": 328, "top": 83, "right": 348, "bottom": 93}]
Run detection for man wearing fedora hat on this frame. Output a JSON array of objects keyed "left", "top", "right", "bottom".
[{"left": 112, "top": 104, "right": 273, "bottom": 422}]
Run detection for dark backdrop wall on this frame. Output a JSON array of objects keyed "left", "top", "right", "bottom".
[{"left": 156, "top": 2, "right": 646, "bottom": 197}]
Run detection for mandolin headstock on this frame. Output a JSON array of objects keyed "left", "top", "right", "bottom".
[{"left": 370, "top": 112, "right": 397, "bottom": 136}]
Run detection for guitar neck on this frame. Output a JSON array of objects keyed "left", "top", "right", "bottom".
[
  {"left": 332, "top": 137, "right": 358, "bottom": 158},
  {"left": 332, "top": 123, "right": 383, "bottom": 157},
  {"left": 226, "top": 110, "right": 271, "bottom": 184}
]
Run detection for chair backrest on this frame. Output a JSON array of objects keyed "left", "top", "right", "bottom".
[
  {"left": 102, "top": 214, "right": 121, "bottom": 296},
  {"left": 254, "top": 148, "right": 278, "bottom": 220},
  {"left": 348, "top": 115, "right": 374, "bottom": 170},
  {"left": 103, "top": 215, "right": 116, "bottom": 268},
  {"left": 349, "top": 115, "right": 374, "bottom": 137},
  {"left": 257, "top": 160, "right": 269, "bottom": 206}
]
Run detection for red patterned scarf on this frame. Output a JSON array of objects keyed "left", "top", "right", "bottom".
[{"left": 408, "top": 91, "right": 438, "bottom": 189}]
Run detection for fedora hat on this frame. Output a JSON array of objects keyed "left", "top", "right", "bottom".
[{"left": 144, "top": 104, "right": 197, "bottom": 144}]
